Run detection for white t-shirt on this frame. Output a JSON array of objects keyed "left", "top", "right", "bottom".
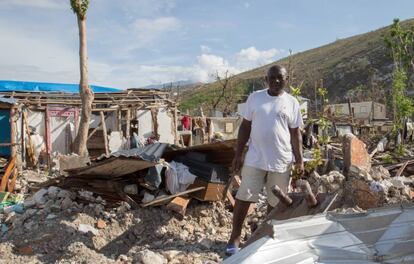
[{"left": 243, "top": 89, "right": 303, "bottom": 172}]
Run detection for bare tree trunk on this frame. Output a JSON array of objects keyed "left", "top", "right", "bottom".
[{"left": 73, "top": 15, "right": 94, "bottom": 156}]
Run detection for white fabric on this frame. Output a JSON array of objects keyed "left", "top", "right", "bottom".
[
  {"left": 165, "top": 161, "right": 197, "bottom": 194},
  {"left": 243, "top": 89, "right": 303, "bottom": 172},
  {"left": 30, "top": 133, "right": 46, "bottom": 159}
]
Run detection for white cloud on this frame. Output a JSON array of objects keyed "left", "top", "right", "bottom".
[
  {"left": 243, "top": 2, "right": 251, "bottom": 8},
  {"left": 191, "top": 54, "right": 239, "bottom": 83},
  {"left": 0, "top": 0, "right": 64, "bottom": 9},
  {"left": 235, "top": 46, "right": 282, "bottom": 71}
]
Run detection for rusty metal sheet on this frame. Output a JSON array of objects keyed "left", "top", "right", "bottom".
[{"left": 67, "top": 143, "right": 168, "bottom": 177}]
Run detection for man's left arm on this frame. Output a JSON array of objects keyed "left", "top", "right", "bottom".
[{"left": 289, "top": 127, "right": 304, "bottom": 176}]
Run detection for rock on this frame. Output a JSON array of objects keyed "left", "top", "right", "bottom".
[
  {"left": 142, "top": 192, "right": 155, "bottom": 204},
  {"left": 78, "top": 190, "right": 94, "bottom": 201},
  {"left": 198, "top": 237, "right": 213, "bottom": 250},
  {"left": 60, "top": 196, "right": 73, "bottom": 210},
  {"left": 350, "top": 179, "right": 379, "bottom": 209},
  {"left": 46, "top": 214, "right": 57, "bottom": 220},
  {"left": 343, "top": 133, "right": 371, "bottom": 175},
  {"left": 117, "top": 202, "right": 131, "bottom": 213},
  {"left": 391, "top": 177, "right": 406, "bottom": 189},
  {"left": 57, "top": 153, "right": 90, "bottom": 176},
  {"left": 33, "top": 188, "right": 48, "bottom": 205},
  {"left": 94, "top": 204, "right": 105, "bottom": 216},
  {"left": 96, "top": 219, "right": 106, "bottom": 229},
  {"left": 123, "top": 184, "right": 138, "bottom": 195},
  {"left": 57, "top": 190, "right": 76, "bottom": 200},
  {"left": 47, "top": 186, "right": 61, "bottom": 199},
  {"left": 17, "top": 245, "right": 34, "bottom": 255},
  {"left": 117, "top": 254, "right": 129, "bottom": 262},
  {"left": 1, "top": 224, "right": 9, "bottom": 233},
  {"left": 23, "top": 198, "right": 36, "bottom": 209},
  {"left": 349, "top": 165, "right": 372, "bottom": 181},
  {"left": 370, "top": 166, "right": 390, "bottom": 181},
  {"left": 402, "top": 186, "right": 412, "bottom": 199},
  {"left": 162, "top": 250, "right": 181, "bottom": 261},
  {"left": 137, "top": 249, "right": 167, "bottom": 264},
  {"left": 78, "top": 224, "right": 99, "bottom": 236}
]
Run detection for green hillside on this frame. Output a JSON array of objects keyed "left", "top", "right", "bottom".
[{"left": 180, "top": 18, "right": 414, "bottom": 114}]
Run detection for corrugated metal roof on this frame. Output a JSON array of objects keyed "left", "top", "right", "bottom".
[
  {"left": 66, "top": 143, "right": 168, "bottom": 177},
  {"left": 224, "top": 204, "right": 414, "bottom": 264},
  {"left": 96, "top": 143, "right": 168, "bottom": 162},
  {"left": 0, "top": 96, "right": 18, "bottom": 105}
]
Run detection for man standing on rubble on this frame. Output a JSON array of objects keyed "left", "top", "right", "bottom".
[{"left": 226, "top": 65, "right": 304, "bottom": 255}]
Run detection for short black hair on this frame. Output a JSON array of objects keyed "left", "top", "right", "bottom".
[{"left": 267, "top": 65, "right": 287, "bottom": 79}]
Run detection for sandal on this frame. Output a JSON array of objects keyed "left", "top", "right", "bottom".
[{"left": 225, "top": 244, "right": 240, "bottom": 256}]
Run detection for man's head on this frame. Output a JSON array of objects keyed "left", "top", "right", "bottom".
[{"left": 266, "top": 65, "right": 288, "bottom": 94}]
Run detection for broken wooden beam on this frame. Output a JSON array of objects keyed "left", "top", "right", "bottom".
[
  {"left": 166, "top": 196, "right": 191, "bottom": 216},
  {"left": 0, "top": 156, "right": 16, "bottom": 192},
  {"left": 100, "top": 111, "right": 110, "bottom": 156},
  {"left": 141, "top": 187, "right": 205, "bottom": 207}
]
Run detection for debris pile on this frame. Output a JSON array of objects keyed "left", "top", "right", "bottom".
[{"left": 1, "top": 195, "right": 240, "bottom": 263}]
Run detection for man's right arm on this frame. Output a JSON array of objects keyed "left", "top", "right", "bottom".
[{"left": 233, "top": 118, "right": 252, "bottom": 172}]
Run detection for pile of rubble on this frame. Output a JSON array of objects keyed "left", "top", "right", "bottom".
[
  {"left": 307, "top": 133, "right": 414, "bottom": 210},
  {"left": 0, "top": 185, "right": 244, "bottom": 263}
]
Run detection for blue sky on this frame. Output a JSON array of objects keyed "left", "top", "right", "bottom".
[{"left": 0, "top": 0, "right": 413, "bottom": 89}]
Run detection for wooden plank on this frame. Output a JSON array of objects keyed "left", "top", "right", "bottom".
[
  {"left": 10, "top": 107, "right": 16, "bottom": 157},
  {"left": 100, "top": 111, "right": 109, "bottom": 156},
  {"left": 396, "top": 160, "right": 410, "bottom": 177},
  {"left": 166, "top": 196, "right": 191, "bottom": 216},
  {"left": 7, "top": 168, "right": 18, "bottom": 193},
  {"left": 386, "top": 160, "right": 414, "bottom": 171},
  {"left": 22, "top": 111, "right": 36, "bottom": 165},
  {"left": 0, "top": 156, "right": 16, "bottom": 192},
  {"left": 126, "top": 108, "right": 131, "bottom": 149},
  {"left": 141, "top": 187, "right": 205, "bottom": 207}
]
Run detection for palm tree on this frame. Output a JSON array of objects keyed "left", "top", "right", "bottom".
[{"left": 70, "top": 0, "right": 94, "bottom": 156}]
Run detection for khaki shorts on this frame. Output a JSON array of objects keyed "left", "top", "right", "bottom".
[{"left": 235, "top": 165, "right": 291, "bottom": 207}]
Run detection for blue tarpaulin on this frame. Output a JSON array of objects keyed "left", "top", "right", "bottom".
[{"left": 0, "top": 80, "right": 121, "bottom": 93}]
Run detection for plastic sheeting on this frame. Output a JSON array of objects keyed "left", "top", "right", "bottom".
[
  {"left": 165, "top": 161, "right": 197, "bottom": 194},
  {"left": 0, "top": 80, "right": 120, "bottom": 93}
]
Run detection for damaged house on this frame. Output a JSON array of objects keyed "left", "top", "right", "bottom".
[{"left": 0, "top": 80, "right": 178, "bottom": 166}]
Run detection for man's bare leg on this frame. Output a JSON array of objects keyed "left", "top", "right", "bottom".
[
  {"left": 228, "top": 199, "right": 252, "bottom": 247},
  {"left": 267, "top": 204, "right": 274, "bottom": 215}
]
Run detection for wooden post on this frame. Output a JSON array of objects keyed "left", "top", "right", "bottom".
[
  {"left": 9, "top": 107, "right": 16, "bottom": 157},
  {"left": 347, "top": 98, "right": 355, "bottom": 134},
  {"left": 174, "top": 106, "right": 179, "bottom": 145},
  {"left": 45, "top": 108, "right": 52, "bottom": 155},
  {"left": 44, "top": 107, "right": 50, "bottom": 167},
  {"left": 100, "top": 111, "right": 109, "bottom": 155},
  {"left": 117, "top": 109, "right": 122, "bottom": 134},
  {"left": 126, "top": 108, "right": 131, "bottom": 149}
]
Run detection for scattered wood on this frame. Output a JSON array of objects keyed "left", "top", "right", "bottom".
[
  {"left": 385, "top": 160, "right": 414, "bottom": 171},
  {"left": 7, "top": 168, "right": 18, "bottom": 193},
  {"left": 141, "top": 187, "right": 205, "bottom": 207},
  {"left": 0, "top": 156, "right": 16, "bottom": 192},
  {"left": 396, "top": 160, "right": 410, "bottom": 177},
  {"left": 166, "top": 196, "right": 191, "bottom": 216}
]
